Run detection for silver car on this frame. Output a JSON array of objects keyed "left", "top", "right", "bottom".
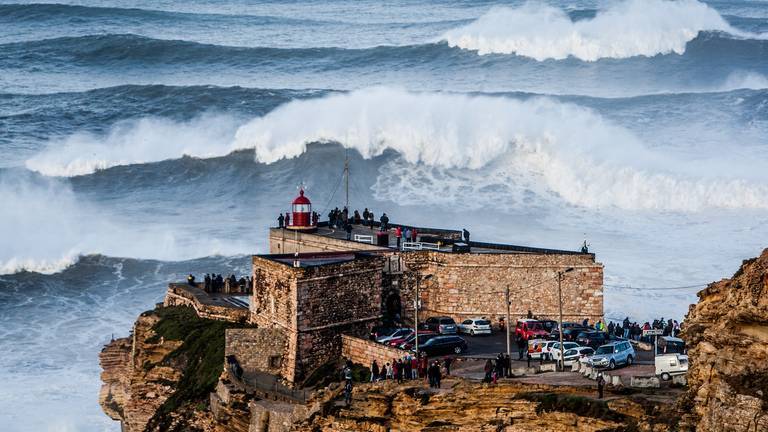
[
  {"left": 458, "top": 318, "right": 492, "bottom": 336},
  {"left": 589, "top": 341, "right": 635, "bottom": 370}
]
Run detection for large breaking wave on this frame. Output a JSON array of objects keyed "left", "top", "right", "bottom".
[
  {"left": 26, "top": 87, "right": 768, "bottom": 211},
  {"left": 441, "top": 0, "right": 764, "bottom": 61}
]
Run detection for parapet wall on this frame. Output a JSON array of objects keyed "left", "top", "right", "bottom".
[
  {"left": 341, "top": 334, "right": 410, "bottom": 368},
  {"left": 164, "top": 284, "right": 249, "bottom": 323},
  {"left": 399, "top": 251, "right": 604, "bottom": 324},
  {"left": 225, "top": 328, "right": 287, "bottom": 377},
  {"left": 268, "top": 228, "right": 385, "bottom": 254}
]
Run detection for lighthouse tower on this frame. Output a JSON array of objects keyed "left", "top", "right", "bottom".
[{"left": 287, "top": 188, "right": 316, "bottom": 231}]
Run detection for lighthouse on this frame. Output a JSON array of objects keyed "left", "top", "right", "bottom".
[{"left": 287, "top": 188, "right": 316, "bottom": 231}]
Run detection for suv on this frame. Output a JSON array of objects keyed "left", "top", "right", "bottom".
[
  {"left": 589, "top": 341, "right": 635, "bottom": 370},
  {"left": 416, "top": 335, "right": 468, "bottom": 356},
  {"left": 515, "top": 319, "right": 549, "bottom": 339},
  {"left": 424, "top": 316, "right": 458, "bottom": 334},
  {"left": 458, "top": 318, "right": 492, "bottom": 336},
  {"left": 576, "top": 331, "right": 611, "bottom": 349}
]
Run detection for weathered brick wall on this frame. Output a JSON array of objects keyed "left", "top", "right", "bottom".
[
  {"left": 250, "top": 254, "right": 385, "bottom": 383},
  {"left": 400, "top": 251, "right": 604, "bottom": 324},
  {"left": 225, "top": 328, "right": 288, "bottom": 376},
  {"left": 269, "top": 228, "right": 385, "bottom": 254},
  {"left": 341, "top": 335, "right": 411, "bottom": 368}
]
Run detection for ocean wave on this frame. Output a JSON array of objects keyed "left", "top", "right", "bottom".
[
  {"left": 25, "top": 87, "right": 768, "bottom": 211},
  {"left": 0, "top": 3, "right": 335, "bottom": 26},
  {"left": 441, "top": 0, "right": 766, "bottom": 61}
]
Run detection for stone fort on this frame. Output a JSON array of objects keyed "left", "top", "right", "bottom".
[
  {"left": 163, "top": 187, "right": 603, "bottom": 388},
  {"left": 240, "top": 220, "right": 603, "bottom": 386}
]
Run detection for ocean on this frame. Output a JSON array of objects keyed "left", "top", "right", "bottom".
[{"left": 0, "top": 0, "right": 766, "bottom": 429}]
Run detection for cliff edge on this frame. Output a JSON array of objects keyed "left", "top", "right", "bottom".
[{"left": 679, "top": 249, "right": 768, "bottom": 431}]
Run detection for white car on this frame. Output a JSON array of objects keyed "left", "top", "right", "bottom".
[
  {"left": 562, "top": 346, "right": 595, "bottom": 367},
  {"left": 545, "top": 342, "right": 580, "bottom": 361},
  {"left": 458, "top": 318, "right": 492, "bottom": 336}
]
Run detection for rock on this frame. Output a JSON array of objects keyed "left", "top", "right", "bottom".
[{"left": 679, "top": 249, "right": 768, "bottom": 431}]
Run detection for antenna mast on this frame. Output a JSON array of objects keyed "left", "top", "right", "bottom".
[{"left": 344, "top": 147, "right": 349, "bottom": 209}]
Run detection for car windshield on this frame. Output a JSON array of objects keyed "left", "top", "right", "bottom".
[
  {"left": 440, "top": 318, "right": 455, "bottom": 325},
  {"left": 595, "top": 346, "right": 614, "bottom": 355},
  {"left": 564, "top": 349, "right": 576, "bottom": 356},
  {"left": 659, "top": 341, "right": 686, "bottom": 354},
  {"left": 530, "top": 323, "right": 543, "bottom": 330},
  {"left": 475, "top": 320, "right": 490, "bottom": 325}
]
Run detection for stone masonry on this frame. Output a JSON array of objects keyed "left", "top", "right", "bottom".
[
  {"left": 341, "top": 334, "right": 410, "bottom": 369},
  {"left": 250, "top": 252, "right": 386, "bottom": 384}
]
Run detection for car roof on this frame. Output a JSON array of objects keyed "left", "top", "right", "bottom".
[{"left": 661, "top": 336, "right": 684, "bottom": 343}]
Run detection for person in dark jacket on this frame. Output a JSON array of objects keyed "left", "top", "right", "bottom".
[
  {"left": 370, "top": 360, "right": 379, "bottom": 382},
  {"left": 380, "top": 213, "right": 389, "bottom": 231},
  {"left": 597, "top": 374, "right": 605, "bottom": 399},
  {"left": 277, "top": 213, "right": 285, "bottom": 228}
]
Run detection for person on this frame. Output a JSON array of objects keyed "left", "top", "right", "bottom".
[
  {"left": 354, "top": 210, "right": 361, "bottom": 224},
  {"left": 411, "top": 227, "right": 418, "bottom": 242},
  {"left": 581, "top": 240, "right": 589, "bottom": 254},
  {"left": 312, "top": 211, "right": 319, "bottom": 226},
  {"left": 517, "top": 335, "right": 527, "bottom": 360},
  {"left": 504, "top": 354, "right": 511, "bottom": 378},
  {"left": 344, "top": 379, "right": 353, "bottom": 406},
  {"left": 385, "top": 362, "right": 392, "bottom": 380},
  {"left": 483, "top": 359, "right": 493, "bottom": 383},
  {"left": 363, "top": 208, "right": 370, "bottom": 226},
  {"left": 419, "top": 354, "right": 428, "bottom": 381},
  {"left": 623, "top": 317, "right": 631, "bottom": 339},
  {"left": 583, "top": 318, "right": 589, "bottom": 327},
  {"left": 284, "top": 212, "right": 290, "bottom": 227},
  {"left": 328, "top": 209, "right": 335, "bottom": 227},
  {"left": 443, "top": 356, "right": 452, "bottom": 376},
  {"left": 204, "top": 273, "right": 211, "bottom": 291},
  {"left": 527, "top": 310, "right": 533, "bottom": 319},
  {"left": 345, "top": 222, "right": 352, "bottom": 240},
  {"left": 392, "top": 359, "right": 400, "bottom": 383},
  {"left": 277, "top": 213, "right": 285, "bottom": 228},
  {"left": 342, "top": 364, "right": 352, "bottom": 384},
  {"left": 395, "top": 226, "right": 402, "bottom": 248},
  {"left": 405, "top": 227, "right": 412, "bottom": 243},
  {"left": 368, "top": 212, "right": 374, "bottom": 230},
  {"left": 496, "top": 353, "right": 505, "bottom": 379},
  {"left": 371, "top": 360, "right": 379, "bottom": 382},
  {"left": 463, "top": 228, "right": 470, "bottom": 243},
  {"left": 597, "top": 374, "right": 605, "bottom": 399},
  {"left": 187, "top": 274, "right": 196, "bottom": 286},
  {"left": 411, "top": 355, "right": 419, "bottom": 379},
  {"left": 608, "top": 321, "right": 615, "bottom": 335},
  {"left": 380, "top": 213, "right": 389, "bottom": 231},
  {"left": 403, "top": 356, "right": 412, "bottom": 380}
]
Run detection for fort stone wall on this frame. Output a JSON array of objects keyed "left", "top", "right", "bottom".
[
  {"left": 268, "top": 228, "right": 385, "bottom": 254},
  {"left": 399, "top": 251, "right": 604, "bottom": 325},
  {"left": 250, "top": 253, "right": 385, "bottom": 384},
  {"left": 341, "top": 335, "right": 410, "bottom": 369}
]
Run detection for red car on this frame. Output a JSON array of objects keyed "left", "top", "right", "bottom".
[
  {"left": 388, "top": 330, "right": 436, "bottom": 347},
  {"left": 515, "top": 319, "right": 550, "bottom": 340}
]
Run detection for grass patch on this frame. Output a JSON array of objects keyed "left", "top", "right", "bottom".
[{"left": 144, "top": 306, "right": 247, "bottom": 431}]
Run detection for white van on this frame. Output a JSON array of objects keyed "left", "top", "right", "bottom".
[{"left": 655, "top": 336, "right": 688, "bottom": 381}]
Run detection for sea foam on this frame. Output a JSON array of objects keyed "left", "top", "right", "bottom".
[
  {"left": 441, "top": 0, "right": 760, "bottom": 61},
  {"left": 25, "top": 87, "right": 768, "bottom": 212}
]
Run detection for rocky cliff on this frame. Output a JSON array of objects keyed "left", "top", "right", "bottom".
[
  {"left": 99, "top": 306, "right": 246, "bottom": 432},
  {"left": 679, "top": 248, "right": 768, "bottom": 431}
]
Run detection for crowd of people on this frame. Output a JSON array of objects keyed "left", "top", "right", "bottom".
[
  {"left": 366, "top": 354, "right": 451, "bottom": 388},
  {"left": 187, "top": 273, "right": 253, "bottom": 293},
  {"left": 604, "top": 317, "right": 682, "bottom": 342},
  {"left": 483, "top": 353, "right": 514, "bottom": 384}
]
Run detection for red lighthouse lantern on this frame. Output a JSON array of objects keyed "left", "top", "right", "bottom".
[{"left": 287, "top": 188, "right": 316, "bottom": 231}]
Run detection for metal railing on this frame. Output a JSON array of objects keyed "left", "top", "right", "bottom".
[
  {"left": 401, "top": 241, "right": 441, "bottom": 251},
  {"left": 353, "top": 234, "right": 374, "bottom": 244}
]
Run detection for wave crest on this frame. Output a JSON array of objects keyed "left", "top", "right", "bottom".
[
  {"left": 441, "top": 0, "right": 756, "bottom": 61},
  {"left": 26, "top": 87, "right": 768, "bottom": 211}
]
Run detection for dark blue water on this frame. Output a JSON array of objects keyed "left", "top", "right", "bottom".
[{"left": 1, "top": 0, "right": 767, "bottom": 430}]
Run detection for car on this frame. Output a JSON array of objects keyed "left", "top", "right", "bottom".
[
  {"left": 458, "top": 318, "right": 492, "bottom": 336},
  {"left": 387, "top": 330, "right": 435, "bottom": 347},
  {"left": 576, "top": 331, "right": 611, "bottom": 349},
  {"left": 655, "top": 336, "right": 688, "bottom": 381},
  {"left": 527, "top": 338, "right": 550, "bottom": 359},
  {"left": 539, "top": 319, "right": 558, "bottom": 333},
  {"left": 589, "top": 341, "right": 636, "bottom": 370},
  {"left": 397, "top": 332, "right": 439, "bottom": 350},
  {"left": 416, "top": 335, "right": 468, "bottom": 356},
  {"left": 549, "top": 323, "right": 590, "bottom": 341},
  {"left": 546, "top": 342, "right": 581, "bottom": 361},
  {"left": 562, "top": 347, "right": 595, "bottom": 367},
  {"left": 370, "top": 326, "right": 399, "bottom": 341},
  {"left": 515, "top": 319, "right": 550, "bottom": 340},
  {"left": 424, "top": 316, "right": 458, "bottom": 334},
  {"left": 376, "top": 328, "right": 412, "bottom": 343}
]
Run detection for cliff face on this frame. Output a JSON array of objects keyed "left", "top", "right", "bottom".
[
  {"left": 292, "top": 380, "right": 670, "bottom": 432},
  {"left": 99, "top": 306, "right": 244, "bottom": 432},
  {"left": 680, "top": 249, "right": 768, "bottom": 431}
]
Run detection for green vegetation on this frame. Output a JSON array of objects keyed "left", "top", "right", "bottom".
[{"left": 144, "top": 306, "right": 247, "bottom": 431}]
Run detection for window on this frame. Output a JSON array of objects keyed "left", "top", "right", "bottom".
[
  {"left": 269, "top": 356, "right": 281, "bottom": 368},
  {"left": 462, "top": 320, "right": 472, "bottom": 325},
  {"left": 292, "top": 204, "right": 311, "bottom": 213}
]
